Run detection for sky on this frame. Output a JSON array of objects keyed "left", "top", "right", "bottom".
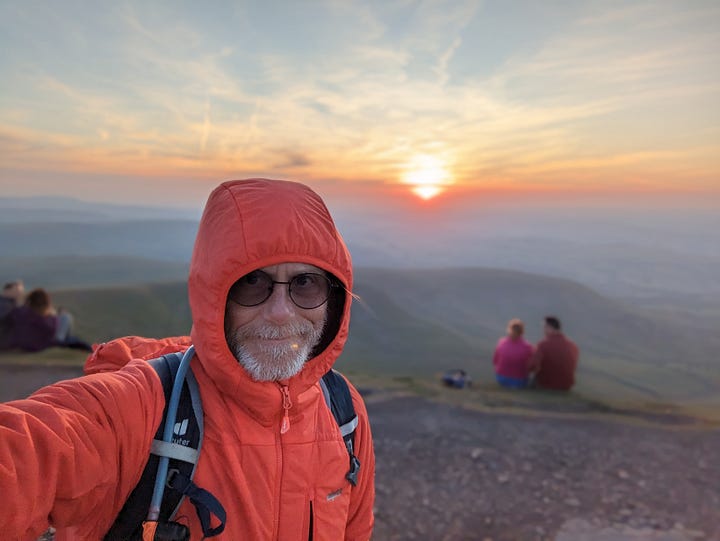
[{"left": 1, "top": 0, "right": 718, "bottom": 208}]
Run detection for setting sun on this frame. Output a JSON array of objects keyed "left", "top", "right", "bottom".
[
  {"left": 411, "top": 185, "right": 443, "bottom": 200},
  {"left": 401, "top": 154, "right": 453, "bottom": 200}
]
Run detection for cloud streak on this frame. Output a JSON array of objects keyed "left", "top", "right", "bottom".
[{"left": 0, "top": 0, "right": 718, "bottom": 201}]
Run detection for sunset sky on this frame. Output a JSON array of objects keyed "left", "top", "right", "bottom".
[{"left": 1, "top": 0, "right": 718, "bottom": 207}]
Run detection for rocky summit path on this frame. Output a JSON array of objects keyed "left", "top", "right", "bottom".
[
  {"left": 4, "top": 363, "right": 717, "bottom": 541},
  {"left": 367, "top": 394, "right": 720, "bottom": 541}
]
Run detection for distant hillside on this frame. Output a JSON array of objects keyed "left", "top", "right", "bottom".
[
  {"left": 0, "top": 196, "right": 200, "bottom": 222},
  {"left": 346, "top": 233, "right": 720, "bottom": 298},
  {"left": 2, "top": 197, "right": 719, "bottom": 301},
  {"left": 0, "top": 220, "right": 198, "bottom": 261},
  {"left": 53, "top": 282, "right": 192, "bottom": 342},
  {"left": 44, "top": 267, "right": 720, "bottom": 409},
  {"left": 0, "top": 255, "right": 188, "bottom": 289},
  {"left": 352, "top": 267, "right": 719, "bottom": 367}
]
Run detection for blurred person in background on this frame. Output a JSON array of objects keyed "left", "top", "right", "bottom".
[
  {"left": 3, "top": 288, "right": 92, "bottom": 353},
  {"left": 492, "top": 318, "right": 534, "bottom": 389},
  {"left": 529, "top": 316, "right": 579, "bottom": 391},
  {"left": 0, "top": 280, "right": 24, "bottom": 318},
  {"left": 0, "top": 280, "right": 25, "bottom": 350}
]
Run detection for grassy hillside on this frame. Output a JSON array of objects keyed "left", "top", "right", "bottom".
[
  {"left": 352, "top": 267, "right": 720, "bottom": 367},
  {"left": 0, "top": 255, "right": 188, "bottom": 290},
  {"left": 52, "top": 282, "right": 192, "bottom": 342},
  {"left": 13, "top": 267, "right": 713, "bottom": 414},
  {"left": 342, "top": 268, "right": 720, "bottom": 409},
  {"left": 0, "top": 220, "right": 198, "bottom": 261}
]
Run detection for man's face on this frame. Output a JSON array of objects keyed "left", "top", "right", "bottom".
[{"left": 225, "top": 262, "right": 329, "bottom": 381}]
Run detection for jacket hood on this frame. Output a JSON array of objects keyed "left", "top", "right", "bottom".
[{"left": 188, "top": 179, "right": 353, "bottom": 420}]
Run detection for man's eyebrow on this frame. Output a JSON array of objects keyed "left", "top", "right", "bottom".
[
  {"left": 256, "top": 266, "right": 326, "bottom": 276},
  {"left": 290, "top": 264, "right": 325, "bottom": 272}
]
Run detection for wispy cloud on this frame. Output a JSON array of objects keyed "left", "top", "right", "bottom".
[{"left": 0, "top": 0, "right": 718, "bottom": 200}]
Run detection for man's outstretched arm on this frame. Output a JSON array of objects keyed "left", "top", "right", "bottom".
[{"left": 0, "top": 360, "right": 163, "bottom": 540}]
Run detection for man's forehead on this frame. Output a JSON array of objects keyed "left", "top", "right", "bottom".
[{"left": 255, "top": 262, "right": 326, "bottom": 276}]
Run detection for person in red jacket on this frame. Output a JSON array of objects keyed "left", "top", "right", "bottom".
[
  {"left": 0, "top": 179, "right": 375, "bottom": 541},
  {"left": 529, "top": 316, "right": 579, "bottom": 391}
]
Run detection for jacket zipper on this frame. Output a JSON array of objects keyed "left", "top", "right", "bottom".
[
  {"left": 280, "top": 384, "right": 292, "bottom": 434},
  {"left": 274, "top": 383, "right": 292, "bottom": 540}
]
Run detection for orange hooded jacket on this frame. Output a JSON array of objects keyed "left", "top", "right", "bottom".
[{"left": 0, "top": 179, "right": 375, "bottom": 540}]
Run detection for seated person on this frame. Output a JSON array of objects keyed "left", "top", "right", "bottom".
[
  {"left": 492, "top": 318, "right": 534, "bottom": 388},
  {"left": 529, "top": 316, "right": 579, "bottom": 391},
  {"left": 0, "top": 280, "right": 24, "bottom": 319},
  {"left": 0, "top": 280, "right": 25, "bottom": 350},
  {"left": 5, "top": 288, "right": 92, "bottom": 352}
]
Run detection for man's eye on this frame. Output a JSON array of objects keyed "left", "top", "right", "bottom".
[
  {"left": 294, "top": 274, "right": 320, "bottom": 288},
  {"left": 242, "top": 272, "right": 263, "bottom": 286},
  {"left": 294, "top": 274, "right": 312, "bottom": 287}
]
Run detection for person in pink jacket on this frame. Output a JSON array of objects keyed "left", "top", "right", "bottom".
[{"left": 492, "top": 318, "right": 534, "bottom": 389}]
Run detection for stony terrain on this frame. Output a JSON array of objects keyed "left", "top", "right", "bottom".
[
  {"left": 2, "top": 363, "right": 718, "bottom": 541},
  {"left": 367, "top": 393, "right": 720, "bottom": 541}
]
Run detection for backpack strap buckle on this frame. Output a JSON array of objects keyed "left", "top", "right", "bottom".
[{"left": 346, "top": 453, "right": 361, "bottom": 486}]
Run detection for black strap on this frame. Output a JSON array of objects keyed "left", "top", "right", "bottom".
[
  {"left": 321, "top": 370, "right": 361, "bottom": 486},
  {"left": 104, "top": 353, "right": 185, "bottom": 540},
  {"left": 104, "top": 351, "right": 216, "bottom": 540},
  {"left": 168, "top": 471, "right": 227, "bottom": 538}
]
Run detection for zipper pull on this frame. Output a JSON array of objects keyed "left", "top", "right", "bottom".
[{"left": 280, "top": 385, "right": 292, "bottom": 434}]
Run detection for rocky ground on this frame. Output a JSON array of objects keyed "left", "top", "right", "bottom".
[
  {"left": 366, "top": 392, "right": 720, "bottom": 541},
  {"left": 2, "top": 363, "right": 718, "bottom": 541},
  {"left": 0, "top": 364, "right": 84, "bottom": 402}
]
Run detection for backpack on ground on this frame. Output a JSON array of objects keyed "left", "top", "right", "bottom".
[
  {"left": 441, "top": 368, "right": 472, "bottom": 389},
  {"left": 92, "top": 341, "right": 360, "bottom": 541}
]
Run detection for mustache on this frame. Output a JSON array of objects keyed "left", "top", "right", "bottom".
[{"left": 242, "top": 322, "right": 315, "bottom": 340}]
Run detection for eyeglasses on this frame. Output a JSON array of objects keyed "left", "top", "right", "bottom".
[{"left": 228, "top": 270, "right": 335, "bottom": 309}]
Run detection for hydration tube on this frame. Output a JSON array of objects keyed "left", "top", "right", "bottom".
[{"left": 147, "top": 345, "right": 196, "bottom": 521}]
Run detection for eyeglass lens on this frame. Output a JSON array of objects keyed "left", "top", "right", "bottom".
[{"left": 229, "top": 270, "right": 331, "bottom": 309}]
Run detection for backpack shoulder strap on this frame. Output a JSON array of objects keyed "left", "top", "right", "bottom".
[
  {"left": 104, "top": 349, "right": 220, "bottom": 540},
  {"left": 319, "top": 369, "right": 361, "bottom": 486}
]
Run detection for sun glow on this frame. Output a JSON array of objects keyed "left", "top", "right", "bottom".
[
  {"left": 401, "top": 154, "right": 453, "bottom": 200},
  {"left": 411, "top": 185, "right": 443, "bottom": 200}
]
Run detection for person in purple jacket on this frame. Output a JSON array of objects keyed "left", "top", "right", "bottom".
[{"left": 492, "top": 318, "right": 535, "bottom": 389}]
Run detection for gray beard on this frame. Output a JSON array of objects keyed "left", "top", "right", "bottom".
[{"left": 227, "top": 317, "right": 326, "bottom": 382}]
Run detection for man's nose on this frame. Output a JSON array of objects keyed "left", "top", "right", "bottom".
[{"left": 263, "top": 284, "right": 295, "bottom": 323}]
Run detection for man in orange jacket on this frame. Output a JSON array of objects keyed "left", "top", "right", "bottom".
[{"left": 0, "top": 179, "right": 375, "bottom": 540}]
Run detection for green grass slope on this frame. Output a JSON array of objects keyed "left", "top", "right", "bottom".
[
  {"left": 24, "top": 266, "right": 716, "bottom": 414},
  {"left": 0, "top": 255, "right": 188, "bottom": 290},
  {"left": 52, "top": 282, "right": 192, "bottom": 342},
  {"left": 337, "top": 268, "right": 720, "bottom": 411}
]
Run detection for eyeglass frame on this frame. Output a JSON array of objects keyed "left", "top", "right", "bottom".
[{"left": 227, "top": 270, "right": 340, "bottom": 310}]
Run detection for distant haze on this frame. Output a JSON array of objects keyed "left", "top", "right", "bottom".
[
  {"left": 2, "top": 195, "right": 718, "bottom": 412},
  {"left": 2, "top": 196, "right": 718, "bottom": 301}
]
